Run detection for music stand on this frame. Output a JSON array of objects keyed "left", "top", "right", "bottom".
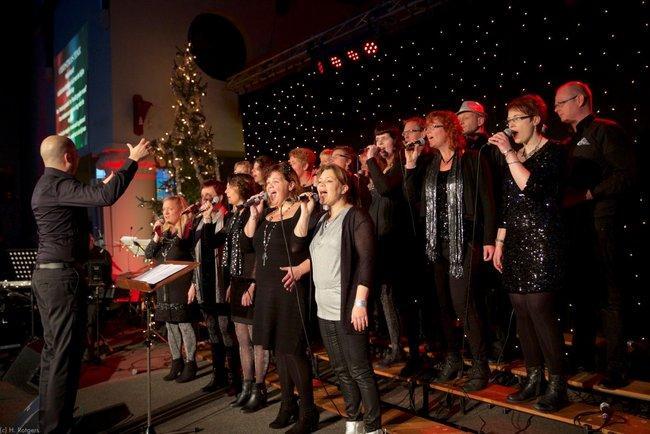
[
  {"left": 7, "top": 249, "right": 38, "bottom": 338},
  {"left": 116, "top": 260, "right": 199, "bottom": 434}
]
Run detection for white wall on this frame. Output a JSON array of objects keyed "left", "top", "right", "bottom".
[{"left": 104, "top": 0, "right": 245, "bottom": 273}]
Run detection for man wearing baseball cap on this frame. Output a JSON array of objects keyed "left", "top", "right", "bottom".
[
  {"left": 457, "top": 100, "right": 512, "bottom": 363},
  {"left": 457, "top": 100, "right": 489, "bottom": 150}
]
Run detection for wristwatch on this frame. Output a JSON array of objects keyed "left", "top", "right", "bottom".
[{"left": 354, "top": 299, "right": 367, "bottom": 308}]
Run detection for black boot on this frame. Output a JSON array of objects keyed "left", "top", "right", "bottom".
[
  {"left": 464, "top": 358, "right": 490, "bottom": 392},
  {"left": 379, "top": 345, "right": 402, "bottom": 367},
  {"left": 534, "top": 374, "right": 567, "bottom": 412},
  {"left": 269, "top": 395, "right": 298, "bottom": 429},
  {"left": 202, "top": 344, "right": 227, "bottom": 392},
  {"left": 231, "top": 380, "right": 254, "bottom": 407},
  {"left": 507, "top": 366, "right": 545, "bottom": 403},
  {"left": 176, "top": 360, "right": 197, "bottom": 383},
  {"left": 225, "top": 346, "right": 242, "bottom": 396},
  {"left": 285, "top": 405, "right": 319, "bottom": 434},
  {"left": 241, "top": 382, "right": 267, "bottom": 413},
  {"left": 163, "top": 358, "right": 184, "bottom": 381},
  {"left": 434, "top": 352, "right": 462, "bottom": 382}
]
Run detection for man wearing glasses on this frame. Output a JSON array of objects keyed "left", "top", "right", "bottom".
[{"left": 555, "top": 80, "right": 636, "bottom": 389}]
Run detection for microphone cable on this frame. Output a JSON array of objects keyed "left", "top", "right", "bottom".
[{"left": 277, "top": 201, "right": 344, "bottom": 418}]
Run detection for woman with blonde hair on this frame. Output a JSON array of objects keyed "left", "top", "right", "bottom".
[
  {"left": 145, "top": 195, "right": 199, "bottom": 383},
  {"left": 404, "top": 111, "right": 496, "bottom": 392}
]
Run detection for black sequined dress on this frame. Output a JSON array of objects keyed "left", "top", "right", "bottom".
[{"left": 501, "top": 142, "right": 565, "bottom": 294}]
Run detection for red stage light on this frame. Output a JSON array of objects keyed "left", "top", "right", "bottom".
[
  {"left": 329, "top": 55, "right": 343, "bottom": 69},
  {"left": 363, "top": 40, "right": 379, "bottom": 56},
  {"left": 316, "top": 60, "right": 325, "bottom": 74},
  {"left": 346, "top": 49, "right": 360, "bottom": 62}
]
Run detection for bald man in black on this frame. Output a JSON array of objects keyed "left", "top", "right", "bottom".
[{"left": 31, "top": 135, "right": 150, "bottom": 433}]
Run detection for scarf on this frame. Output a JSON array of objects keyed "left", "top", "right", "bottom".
[
  {"left": 424, "top": 151, "right": 465, "bottom": 278},
  {"left": 222, "top": 210, "right": 245, "bottom": 278}
]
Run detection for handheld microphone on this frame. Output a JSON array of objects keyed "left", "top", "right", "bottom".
[
  {"left": 182, "top": 196, "right": 219, "bottom": 215},
  {"left": 238, "top": 191, "right": 268, "bottom": 209},
  {"left": 298, "top": 191, "right": 319, "bottom": 202},
  {"left": 404, "top": 137, "right": 426, "bottom": 149},
  {"left": 503, "top": 127, "right": 513, "bottom": 138}
]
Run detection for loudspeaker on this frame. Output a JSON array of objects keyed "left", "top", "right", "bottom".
[{"left": 2, "top": 338, "right": 42, "bottom": 392}]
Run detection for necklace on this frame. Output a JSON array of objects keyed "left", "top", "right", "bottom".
[
  {"left": 441, "top": 152, "right": 455, "bottom": 164},
  {"left": 261, "top": 220, "right": 277, "bottom": 266},
  {"left": 521, "top": 135, "right": 543, "bottom": 161}
]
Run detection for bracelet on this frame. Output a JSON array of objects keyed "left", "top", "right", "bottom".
[
  {"left": 502, "top": 148, "right": 515, "bottom": 155},
  {"left": 354, "top": 299, "right": 367, "bottom": 308},
  {"left": 507, "top": 160, "right": 520, "bottom": 165}
]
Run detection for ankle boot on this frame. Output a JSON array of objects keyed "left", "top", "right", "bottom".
[
  {"left": 202, "top": 344, "right": 227, "bottom": 392},
  {"left": 225, "top": 346, "right": 242, "bottom": 396},
  {"left": 231, "top": 380, "right": 254, "bottom": 407},
  {"left": 464, "top": 358, "right": 490, "bottom": 392},
  {"left": 434, "top": 352, "right": 462, "bottom": 382},
  {"left": 507, "top": 366, "right": 545, "bottom": 403},
  {"left": 163, "top": 358, "right": 184, "bottom": 381},
  {"left": 176, "top": 360, "right": 197, "bottom": 383},
  {"left": 269, "top": 395, "right": 298, "bottom": 429},
  {"left": 534, "top": 374, "right": 567, "bottom": 412},
  {"left": 285, "top": 405, "right": 319, "bottom": 434},
  {"left": 241, "top": 382, "right": 267, "bottom": 413},
  {"left": 379, "top": 345, "right": 402, "bottom": 367}
]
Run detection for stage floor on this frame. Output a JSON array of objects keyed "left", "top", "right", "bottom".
[{"left": 1, "top": 324, "right": 586, "bottom": 433}]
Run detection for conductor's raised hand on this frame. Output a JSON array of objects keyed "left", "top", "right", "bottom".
[{"left": 127, "top": 138, "right": 152, "bottom": 162}]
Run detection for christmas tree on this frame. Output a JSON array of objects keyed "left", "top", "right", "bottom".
[{"left": 153, "top": 42, "right": 220, "bottom": 204}]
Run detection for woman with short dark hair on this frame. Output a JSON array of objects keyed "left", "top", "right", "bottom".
[{"left": 489, "top": 94, "right": 567, "bottom": 412}]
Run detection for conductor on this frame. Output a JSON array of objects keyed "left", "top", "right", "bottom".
[{"left": 31, "top": 135, "right": 151, "bottom": 433}]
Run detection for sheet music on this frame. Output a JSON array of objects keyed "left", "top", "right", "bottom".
[{"left": 134, "top": 264, "right": 188, "bottom": 285}]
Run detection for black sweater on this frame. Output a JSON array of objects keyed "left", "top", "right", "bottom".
[{"left": 404, "top": 149, "right": 497, "bottom": 246}]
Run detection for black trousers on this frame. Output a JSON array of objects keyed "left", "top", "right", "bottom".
[
  {"left": 32, "top": 267, "right": 87, "bottom": 434},
  {"left": 319, "top": 319, "right": 381, "bottom": 431},
  {"left": 568, "top": 212, "right": 626, "bottom": 371},
  {"left": 433, "top": 242, "right": 486, "bottom": 360}
]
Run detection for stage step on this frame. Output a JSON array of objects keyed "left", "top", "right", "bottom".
[
  {"left": 265, "top": 370, "right": 463, "bottom": 433},
  {"left": 462, "top": 358, "right": 650, "bottom": 402},
  {"left": 313, "top": 350, "right": 650, "bottom": 434}
]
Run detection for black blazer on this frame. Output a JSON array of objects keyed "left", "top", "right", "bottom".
[{"left": 404, "top": 149, "right": 497, "bottom": 246}]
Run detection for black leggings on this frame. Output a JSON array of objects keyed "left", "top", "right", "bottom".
[
  {"left": 319, "top": 318, "right": 381, "bottom": 432},
  {"left": 434, "top": 242, "right": 486, "bottom": 360},
  {"left": 509, "top": 292, "right": 564, "bottom": 375},
  {"left": 275, "top": 351, "right": 314, "bottom": 410}
]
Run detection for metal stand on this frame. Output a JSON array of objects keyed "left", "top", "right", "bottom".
[
  {"left": 90, "top": 283, "right": 114, "bottom": 360},
  {"left": 141, "top": 293, "right": 155, "bottom": 434}
]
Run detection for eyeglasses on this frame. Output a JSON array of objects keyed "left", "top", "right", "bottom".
[
  {"left": 505, "top": 115, "right": 533, "bottom": 126},
  {"left": 424, "top": 124, "right": 444, "bottom": 131},
  {"left": 553, "top": 95, "right": 578, "bottom": 108},
  {"left": 332, "top": 153, "right": 351, "bottom": 160}
]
